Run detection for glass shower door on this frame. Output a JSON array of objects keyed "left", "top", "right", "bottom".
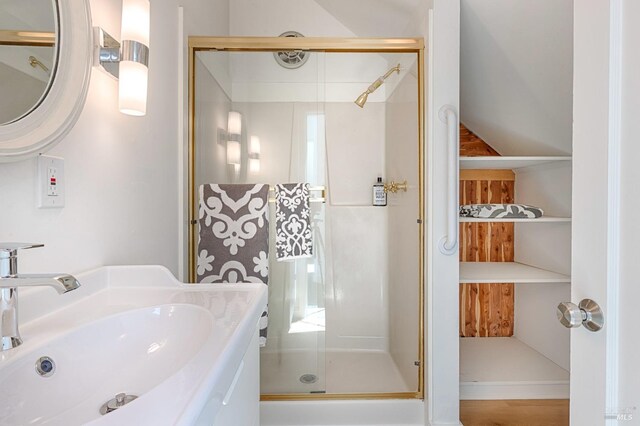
[{"left": 193, "top": 49, "right": 328, "bottom": 395}]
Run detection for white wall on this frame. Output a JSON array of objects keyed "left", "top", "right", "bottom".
[
  {"left": 230, "top": 0, "right": 355, "bottom": 38},
  {"left": 460, "top": 0, "right": 573, "bottom": 156},
  {"left": 618, "top": 0, "right": 640, "bottom": 416},
  {"left": 386, "top": 70, "right": 420, "bottom": 390},
  {"left": 0, "top": 0, "right": 229, "bottom": 277}
]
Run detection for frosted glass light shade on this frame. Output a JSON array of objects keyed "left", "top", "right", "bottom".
[
  {"left": 249, "top": 136, "right": 261, "bottom": 155},
  {"left": 119, "top": 61, "right": 148, "bottom": 116},
  {"left": 227, "top": 111, "right": 242, "bottom": 136},
  {"left": 121, "top": 0, "right": 150, "bottom": 45},
  {"left": 249, "top": 158, "right": 260, "bottom": 173},
  {"left": 227, "top": 140, "right": 241, "bottom": 166},
  {"left": 119, "top": 0, "right": 149, "bottom": 116}
]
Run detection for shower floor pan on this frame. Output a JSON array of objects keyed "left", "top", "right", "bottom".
[{"left": 260, "top": 350, "right": 411, "bottom": 395}]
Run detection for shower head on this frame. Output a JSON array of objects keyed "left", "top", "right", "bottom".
[
  {"left": 354, "top": 64, "right": 401, "bottom": 108},
  {"left": 354, "top": 91, "right": 369, "bottom": 108}
]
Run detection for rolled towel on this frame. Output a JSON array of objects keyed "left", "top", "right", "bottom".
[
  {"left": 275, "top": 183, "right": 313, "bottom": 261},
  {"left": 460, "top": 204, "right": 544, "bottom": 219}
]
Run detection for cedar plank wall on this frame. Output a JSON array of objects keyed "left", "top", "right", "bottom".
[{"left": 459, "top": 124, "right": 515, "bottom": 337}]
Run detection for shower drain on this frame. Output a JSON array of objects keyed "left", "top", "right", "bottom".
[{"left": 299, "top": 374, "right": 318, "bottom": 384}]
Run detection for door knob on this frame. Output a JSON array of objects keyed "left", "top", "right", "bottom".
[{"left": 557, "top": 299, "right": 604, "bottom": 332}]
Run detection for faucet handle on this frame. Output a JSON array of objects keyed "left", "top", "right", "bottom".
[{"left": 0, "top": 243, "right": 44, "bottom": 257}]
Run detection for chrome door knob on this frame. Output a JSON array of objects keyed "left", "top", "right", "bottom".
[
  {"left": 557, "top": 299, "right": 605, "bottom": 332},
  {"left": 557, "top": 302, "right": 583, "bottom": 328}
]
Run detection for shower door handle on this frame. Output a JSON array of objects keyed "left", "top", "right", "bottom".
[{"left": 438, "top": 105, "right": 459, "bottom": 255}]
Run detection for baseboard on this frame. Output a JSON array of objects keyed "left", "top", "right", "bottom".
[
  {"left": 260, "top": 399, "right": 424, "bottom": 426},
  {"left": 460, "top": 380, "right": 570, "bottom": 400}
]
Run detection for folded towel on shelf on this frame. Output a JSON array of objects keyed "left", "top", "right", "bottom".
[
  {"left": 459, "top": 204, "right": 544, "bottom": 219},
  {"left": 275, "top": 183, "right": 313, "bottom": 261},
  {"left": 197, "top": 183, "right": 270, "bottom": 345}
]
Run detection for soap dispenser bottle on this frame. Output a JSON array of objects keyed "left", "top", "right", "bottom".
[{"left": 372, "top": 177, "right": 387, "bottom": 206}]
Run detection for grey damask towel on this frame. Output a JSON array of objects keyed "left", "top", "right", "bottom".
[
  {"left": 275, "top": 183, "right": 313, "bottom": 261},
  {"left": 460, "top": 204, "right": 544, "bottom": 219},
  {"left": 197, "top": 183, "right": 270, "bottom": 345}
]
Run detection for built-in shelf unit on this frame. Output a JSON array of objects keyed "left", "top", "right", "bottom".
[{"left": 459, "top": 154, "right": 572, "bottom": 400}]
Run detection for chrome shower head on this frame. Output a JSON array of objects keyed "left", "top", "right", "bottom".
[{"left": 354, "top": 64, "right": 401, "bottom": 108}]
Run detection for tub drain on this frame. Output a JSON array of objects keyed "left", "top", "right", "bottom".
[
  {"left": 99, "top": 393, "right": 138, "bottom": 415},
  {"left": 299, "top": 374, "right": 318, "bottom": 384}
]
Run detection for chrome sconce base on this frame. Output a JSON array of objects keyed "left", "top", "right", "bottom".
[
  {"left": 93, "top": 27, "right": 149, "bottom": 80},
  {"left": 94, "top": 27, "right": 121, "bottom": 79}
]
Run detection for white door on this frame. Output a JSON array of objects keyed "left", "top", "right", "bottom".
[{"left": 571, "top": 0, "right": 639, "bottom": 424}]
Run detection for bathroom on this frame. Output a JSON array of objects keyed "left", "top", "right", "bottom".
[{"left": 1, "top": 0, "right": 639, "bottom": 425}]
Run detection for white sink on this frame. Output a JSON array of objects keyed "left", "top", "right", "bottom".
[{"left": 0, "top": 266, "right": 267, "bottom": 425}]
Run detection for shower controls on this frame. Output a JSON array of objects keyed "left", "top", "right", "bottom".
[
  {"left": 557, "top": 299, "right": 604, "bottom": 332},
  {"left": 384, "top": 180, "right": 408, "bottom": 194}
]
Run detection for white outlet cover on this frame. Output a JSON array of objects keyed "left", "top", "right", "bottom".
[{"left": 37, "top": 155, "right": 65, "bottom": 208}]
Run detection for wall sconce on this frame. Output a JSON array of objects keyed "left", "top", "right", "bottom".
[
  {"left": 249, "top": 136, "right": 261, "bottom": 173},
  {"left": 94, "top": 0, "right": 150, "bottom": 116},
  {"left": 227, "top": 111, "right": 242, "bottom": 166}
]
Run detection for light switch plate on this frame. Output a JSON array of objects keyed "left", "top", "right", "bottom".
[{"left": 37, "top": 155, "right": 65, "bottom": 208}]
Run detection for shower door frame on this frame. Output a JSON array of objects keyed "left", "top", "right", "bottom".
[{"left": 187, "top": 36, "right": 425, "bottom": 401}]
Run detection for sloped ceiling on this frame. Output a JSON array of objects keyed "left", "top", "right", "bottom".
[
  {"left": 313, "top": 0, "right": 426, "bottom": 38},
  {"left": 460, "top": 0, "right": 573, "bottom": 155}
]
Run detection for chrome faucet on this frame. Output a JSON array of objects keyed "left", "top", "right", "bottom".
[{"left": 0, "top": 243, "right": 81, "bottom": 351}]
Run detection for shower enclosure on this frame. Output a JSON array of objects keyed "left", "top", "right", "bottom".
[{"left": 188, "top": 37, "right": 424, "bottom": 399}]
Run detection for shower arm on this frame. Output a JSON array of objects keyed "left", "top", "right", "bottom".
[{"left": 365, "top": 64, "right": 401, "bottom": 95}]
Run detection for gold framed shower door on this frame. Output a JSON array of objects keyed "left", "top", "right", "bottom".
[{"left": 187, "top": 36, "right": 425, "bottom": 401}]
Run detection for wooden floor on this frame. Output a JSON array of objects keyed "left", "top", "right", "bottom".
[{"left": 460, "top": 400, "right": 569, "bottom": 426}]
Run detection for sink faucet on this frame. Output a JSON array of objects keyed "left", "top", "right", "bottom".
[{"left": 0, "top": 243, "right": 81, "bottom": 351}]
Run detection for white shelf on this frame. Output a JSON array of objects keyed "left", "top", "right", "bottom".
[
  {"left": 460, "top": 262, "right": 570, "bottom": 284},
  {"left": 460, "top": 156, "right": 572, "bottom": 170},
  {"left": 459, "top": 216, "right": 571, "bottom": 223},
  {"left": 460, "top": 337, "right": 569, "bottom": 400}
]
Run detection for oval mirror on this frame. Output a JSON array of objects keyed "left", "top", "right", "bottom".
[
  {"left": 0, "top": 0, "right": 58, "bottom": 125},
  {"left": 0, "top": 0, "right": 92, "bottom": 162}
]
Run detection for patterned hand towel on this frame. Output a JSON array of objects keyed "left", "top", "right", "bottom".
[
  {"left": 198, "top": 183, "right": 270, "bottom": 345},
  {"left": 460, "top": 204, "right": 544, "bottom": 219},
  {"left": 275, "top": 183, "right": 313, "bottom": 261}
]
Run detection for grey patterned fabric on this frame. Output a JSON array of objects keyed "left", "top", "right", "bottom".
[
  {"left": 460, "top": 203, "right": 544, "bottom": 219},
  {"left": 197, "top": 183, "right": 269, "bottom": 345},
  {"left": 275, "top": 183, "right": 313, "bottom": 261}
]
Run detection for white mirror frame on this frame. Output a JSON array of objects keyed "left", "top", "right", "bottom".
[{"left": 0, "top": 0, "right": 92, "bottom": 162}]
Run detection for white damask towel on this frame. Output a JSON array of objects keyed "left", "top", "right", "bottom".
[
  {"left": 275, "top": 183, "right": 313, "bottom": 261},
  {"left": 459, "top": 203, "right": 544, "bottom": 219},
  {"left": 197, "top": 183, "right": 270, "bottom": 346}
]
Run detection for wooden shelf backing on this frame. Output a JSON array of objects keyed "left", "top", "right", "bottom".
[
  {"left": 460, "top": 262, "right": 571, "bottom": 284},
  {"left": 459, "top": 216, "right": 571, "bottom": 223},
  {"left": 460, "top": 156, "right": 572, "bottom": 170}
]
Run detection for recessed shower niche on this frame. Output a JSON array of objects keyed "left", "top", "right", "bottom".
[{"left": 188, "top": 37, "right": 424, "bottom": 399}]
